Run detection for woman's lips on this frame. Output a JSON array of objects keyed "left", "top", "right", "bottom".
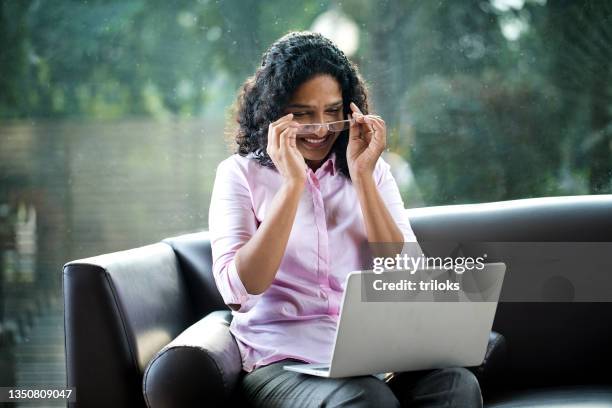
[{"left": 299, "top": 134, "right": 331, "bottom": 149}]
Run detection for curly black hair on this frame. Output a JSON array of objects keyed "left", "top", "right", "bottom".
[{"left": 232, "top": 31, "right": 370, "bottom": 179}]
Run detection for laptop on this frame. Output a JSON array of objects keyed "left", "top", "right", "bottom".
[{"left": 283, "top": 262, "right": 506, "bottom": 378}]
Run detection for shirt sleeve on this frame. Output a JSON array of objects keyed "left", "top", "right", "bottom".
[
  {"left": 374, "top": 157, "right": 424, "bottom": 258},
  {"left": 208, "top": 157, "right": 263, "bottom": 313}
]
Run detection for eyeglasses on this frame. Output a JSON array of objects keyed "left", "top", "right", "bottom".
[{"left": 294, "top": 118, "right": 355, "bottom": 135}]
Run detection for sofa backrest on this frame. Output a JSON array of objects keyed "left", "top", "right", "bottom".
[
  {"left": 407, "top": 195, "right": 612, "bottom": 242},
  {"left": 163, "top": 232, "right": 227, "bottom": 317},
  {"left": 408, "top": 195, "right": 612, "bottom": 388}
]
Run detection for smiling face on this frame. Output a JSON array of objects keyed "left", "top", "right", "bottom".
[{"left": 284, "top": 74, "right": 344, "bottom": 170}]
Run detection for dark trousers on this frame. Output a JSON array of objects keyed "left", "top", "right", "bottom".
[{"left": 240, "top": 359, "right": 483, "bottom": 407}]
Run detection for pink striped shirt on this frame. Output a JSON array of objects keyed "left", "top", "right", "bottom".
[{"left": 209, "top": 153, "right": 418, "bottom": 372}]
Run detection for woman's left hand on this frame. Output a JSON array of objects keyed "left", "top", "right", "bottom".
[{"left": 346, "top": 101, "right": 386, "bottom": 181}]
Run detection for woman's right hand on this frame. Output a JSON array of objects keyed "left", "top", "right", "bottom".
[{"left": 267, "top": 113, "right": 307, "bottom": 186}]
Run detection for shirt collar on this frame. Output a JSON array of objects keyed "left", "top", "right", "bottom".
[{"left": 320, "top": 152, "right": 337, "bottom": 176}]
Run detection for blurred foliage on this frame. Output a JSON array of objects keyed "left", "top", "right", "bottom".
[
  {"left": 407, "top": 73, "right": 562, "bottom": 204},
  {"left": 1, "top": 0, "right": 611, "bottom": 205},
  {"left": 0, "top": 0, "right": 331, "bottom": 118}
]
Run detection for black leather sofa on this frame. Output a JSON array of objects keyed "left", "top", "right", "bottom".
[{"left": 63, "top": 195, "right": 612, "bottom": 407}]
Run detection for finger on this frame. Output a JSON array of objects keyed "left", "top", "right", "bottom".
[
  {"left": 279, "top": 127, "right": 294, "bottom": 152},
  {"left": 351, "top": 114, "right": 370, "bottom": 139},
  {"left": 284, "top": 126, "right": 297, "bottom": 150},
  {"left": 370, "top": 118, "right": 383, "bottom": 132},
  {"left": 369, "top": 117, "right": 386, "bottom": 139},
  {"left": 370, "top": 119, "right": 386, "bottom": 148},
  {"left": 353, "top": 111, "right": 375, "bottom": 136},
  {"left": 274, "top": 122, "right": 301, "bottom": 151},
  {"left": 285, "top": 128, "right": 304, "bottom": 162},
  {"left": 363, "top": 127, "right": 373, "bottom": 144},
  {"left": 267, "top": 126, "right": 277, "bottom": 154},
  {"left": 353, "top": 114, "right": 374, "bottom": 134},
  {"left": 275, "top": 118, "right": 300, "bottom": 133},
  {"left": 361, "top": 115, "right": 375, "bottom": 134},
  {"left": 269, "top": 114, "right": 293, "bottom": 152},
  {"left": 288, "top": 128, "right": 297, "bottom": 149},
  {"left": 348, "top": 113, "right": 362, "bottom": 140},
  {"left": 268, "top": 124, "right": 282, "bottom": 152},
  {"left": 271, "top": 116, "right": 298, "bottom": 134},
  {"left": 350, "top": 101, "right": 363, "bottom": 115},
  {"left": 288, "top": 134, "right": 304, "bottom": 163},
  {"left": 370, "top": 119, "right": 385, "bottom": 143},
  {"left": 369, "top": 117, "right": 385, "bottom": 130},
  {"left": 272, "top": 113, "right": 294, "bottom": 126},
  {"left": 354, "top": 114, "right": 366, "bottom": 123}
]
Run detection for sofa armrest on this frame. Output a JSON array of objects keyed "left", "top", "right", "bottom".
[
  {"left": 469, "top": 331, "right": 508, "bottom": 389},
  {"left": 142, "top": 310, "right": 244, "bottom": 407},
  {"left": 63, "top": 242, "right": 196, "bottom": 408}
]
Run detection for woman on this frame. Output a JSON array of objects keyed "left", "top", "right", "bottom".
[{"left": 209, "top": 31, "right": 482, "bottom": 407}]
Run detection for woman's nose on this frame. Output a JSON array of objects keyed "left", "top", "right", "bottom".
[
  {"left": 315, "top": 124, "right": 327, "bottom": 137},
  {"left": 313, "top": 113, "right": 327, "bottom": 137}
]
